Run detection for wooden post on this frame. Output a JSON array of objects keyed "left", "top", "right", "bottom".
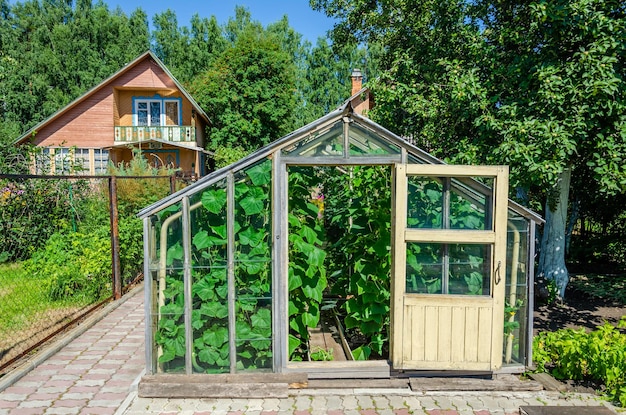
[
  {"left": 109, "top": 176, "right": 122, "bottom": 300},
  {"left": 170, "top": 174, "right": 176, "bottom": 194}
]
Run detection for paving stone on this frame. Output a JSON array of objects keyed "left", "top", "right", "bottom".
[
  {"left": 0, "top": 392, "right": 28, "bottom": 401},
  {"left": 16, "top": 400, "right": 54, "bottom": 408},
  {"left": 46, "top": 407, "right": 83, "bottom": 414},
  {"left": 433, "top": 397, "right": 455, "bottom": 410},
  {"left": 310, "top": 396, "right": 327, "bottom": 412},
  {"left": 78, "top": 408, "right": 116, "bottom": 415},
  {"left": 325, "top": 395, "right": 345, "bottom": 410},
  {"left": 449, "top": 396, "right": 473, "bottom": 411},
  {"left": 356, "top": 396, "right": 375, "bottom": 410},
  {"left": 372, "top": 395, "right": 390, "bottom": 409},
  {"left": 246, "top": 399, "right": 266, "bottom": 411},
  {"left": 342, "top": 395, "right": 360, "bottom": 410},
  {"left": 0, "top": 400, "right": 19, "bottom": 409},
  {"left": 385, "top": 395, "right": 408, "bottom": 409},
  {"left": 261, "top": 399, "right": 281, "bottom": 411}
]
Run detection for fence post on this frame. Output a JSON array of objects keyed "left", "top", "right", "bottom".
[
  {"left": 170, "top": 174, "right": 176, "bottom": 194},
  {"left": 109, "top": 176, "right": 122, "bottom": 300}
]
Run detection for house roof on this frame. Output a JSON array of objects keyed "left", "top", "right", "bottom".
[
  {"left": 137, "top": 100, "right": 544, "bottom": 225},
  {"left": 14, "top": 51, "right": 211, "bottom": 145}
]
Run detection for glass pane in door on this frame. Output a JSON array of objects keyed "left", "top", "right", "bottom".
[
  {"left": 150, "top": 102, "right": 162, "bottom": 126},
  {"left": 448, "top": 244, "right": 491, "bottom": 295},
  {"left": 407, "top": 177, "right": 443, "bottom": 229},
  {"left": 406, "top": 243, "right": 443, "bottom": 294}
]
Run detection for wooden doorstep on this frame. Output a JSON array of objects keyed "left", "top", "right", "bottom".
[
  {"left": 138, "top": 373, "right": 308, "bottom": 398},
  {"left": 527, "top": 372, "right": 569, "bottom": 392},
  {"left": 409, "top": 376, "right": 543, "bottom": 392}
]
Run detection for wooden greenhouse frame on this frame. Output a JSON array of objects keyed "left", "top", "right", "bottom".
[{"left": 138, "top": 102, "right": 543, "bottom": 392}]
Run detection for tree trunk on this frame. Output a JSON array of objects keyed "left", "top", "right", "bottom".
[{"left": 538, "top": 168, "right": 571, "bottom": 298}]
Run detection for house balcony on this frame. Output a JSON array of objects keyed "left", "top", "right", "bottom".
[{"left": 114, "top": 126, "right": 196, "bottom": 145}]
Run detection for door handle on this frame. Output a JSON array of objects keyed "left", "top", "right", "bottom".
[{"left": 494, "top": 261, "right": 502, "bottom": 285}]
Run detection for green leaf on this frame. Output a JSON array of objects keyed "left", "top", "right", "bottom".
[
  {"left": 239, "top": 187, "right": 267, "bottom": 216},
  {"left": 246, "top": 161, "right": 272, "bottom": 186},
  {"left": 288, "top": 334, "right": 301, "bottom": 356},
  {"left": 166, "top": 242, "right": 183, "bottom": 265},
  {"left": 201, "top": 301, "right": 229, "bottom": 319},
  {"left": 201, "top": 189, "right": 227, "bottom": 214},
  {"left": 352, "top": 345, "right": 371, "bottom": 361}
]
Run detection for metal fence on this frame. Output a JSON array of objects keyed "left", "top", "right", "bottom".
[{"left": 0, "top": 174, "right": 181, "bottom": 375}]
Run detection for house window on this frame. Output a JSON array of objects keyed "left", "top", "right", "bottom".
[
  {"left": 74, "top": 148, "right": 91, "bottom": 174},
  {"left": 134, "top": 96, "right": 181, "bottom": 127},
  {"left": 34, "top": 148, "right": 51, "bottom": 174},
  {"left": 54, "top": 148, "right": 72, "bottom": 174},
  {"left": 94, "top": 149, "right": 110, "bottom": 174}
]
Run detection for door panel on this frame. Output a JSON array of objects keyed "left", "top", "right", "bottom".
[{"left": 391, "top": 164, "right": 508, "bottom": 371}]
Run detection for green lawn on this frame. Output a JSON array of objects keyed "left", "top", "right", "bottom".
[{"left": 0, "top": 263, "right": 88, "bottom": 355}]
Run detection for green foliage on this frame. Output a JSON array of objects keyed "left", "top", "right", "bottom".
[
  {"left": 1, "top": 0, "right": 149, "bottom": 132},
  {"left": 26, "top": 230, "right": 111, "bottom": 303},
  {"left": 287, "top": 167, "right": 327, "bottom": 358},
  {"left": 534, "top": 318, "right": 626, "bottom": 406},
  {"left": 322, "top": 166, "right": 391, "bottom": 357},
  {"left": 310, "top": 346, "right": 334, "bottom": 361},
  {"left": 314, "top": 0, "right": 626, "bottom": 297},
  {"left": 213, "top": 146, "right": 249, "bottom": 169},
  {"left": 568, "top": 274, "right": 626, "bottom": 306},
  {"left": 0, "top": 178, "right": 88, "bottom": 262},
  {"left": 189, "top": 21, "right": 298, "bottom": 152}
]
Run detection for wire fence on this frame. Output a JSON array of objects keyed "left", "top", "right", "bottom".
[{"left": 0, "top": 173, "right": 182, "bottom": 375}]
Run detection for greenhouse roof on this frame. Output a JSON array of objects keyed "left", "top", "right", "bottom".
[{"left": 138, "top": 102, "right": 543, "bottom": 224}]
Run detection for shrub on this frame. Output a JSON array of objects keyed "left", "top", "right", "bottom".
[
  {"left": 0, "top": 178, "right": 89, "bottom": 262},
  {"left": 533, "top": 317, "right": 626, "bottom": 406},
  {"left": 26, "top": 229, "right": 112, "bottom": 303}
]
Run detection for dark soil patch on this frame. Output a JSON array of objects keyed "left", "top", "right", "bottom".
[{"left": 533, "top": 275, "right": 626, "bottom": 335}]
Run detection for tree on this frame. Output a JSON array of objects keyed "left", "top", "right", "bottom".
[
  {"left": 312, "top": 0, "right": 626, "bottom": 297},
  {"left": 189, "top": 19, "right": 297, "bottom": 151},
  {"left": 0, "top": 0, "right": 149, "bottom": 134}
]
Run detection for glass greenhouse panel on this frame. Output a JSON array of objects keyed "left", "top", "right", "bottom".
[
  {"left": 235, "top": 300, "right": 272, "bottom": 371},
  {"left": 448, "top": 244, "right": 491, "bottom": 295},
  {"left": 189, "top": 180, "right": 227, "bottom": 268},
  {"left": 407, "top": 176, "right": 494, "bottom": 230},
  {"left": 504, "top": 211, "right": 530, "bottom": 365},
  {"left": 185, "top": 182, "right": 231, "bottom": 373},
  {"left": 282, "top": 121, "right": 344, "bottom": 157},
  {"left": 191, "top": 266, "right": 229, "bottom": 373},
  {"left": 348, "top": 124, "right": 401, "bottom": 156},
  {"left": 234, "top": 159, "right": 273, "bottom": 371},
  {"left": 153, "top": 268, "right": 186, "bottom": 373}
]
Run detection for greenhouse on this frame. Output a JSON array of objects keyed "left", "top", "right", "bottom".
[{"left": 138, "top": 102, "right": 543, "bottom": 383}]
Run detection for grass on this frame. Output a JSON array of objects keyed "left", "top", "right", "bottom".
[
  {"left": 0, "top": 262, "right": 91, "bottom": 355},
  {"left": 0, "top": 262, "right": 50, "bottom": 332}
]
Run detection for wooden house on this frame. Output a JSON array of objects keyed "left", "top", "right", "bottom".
[{"left": 14, "top": 51, "right": 211, "bottom": 177}]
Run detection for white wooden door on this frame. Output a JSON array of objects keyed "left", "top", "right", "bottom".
[{"left": 391, "top": 164, "right": 509, "bottom": 371}]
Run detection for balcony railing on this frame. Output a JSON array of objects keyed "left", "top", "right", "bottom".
[{"left": 114, "top": 126, "right": 195, "bottom": 143}]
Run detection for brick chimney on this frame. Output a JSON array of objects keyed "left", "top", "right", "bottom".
[{"left": 351, "top": 68, "right": 363, "bottom": 96}]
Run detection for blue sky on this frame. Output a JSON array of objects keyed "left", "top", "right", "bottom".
[{"left": 103, "top": 0, "right": 336, "bottom": 43}]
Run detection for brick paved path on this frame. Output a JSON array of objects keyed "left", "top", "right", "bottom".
[
  {"left": 0, "top": 287, "right": 145, "bottom": 415},
  {"left": 123, "top": 390, "right": 616, "bottom": 415}
]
